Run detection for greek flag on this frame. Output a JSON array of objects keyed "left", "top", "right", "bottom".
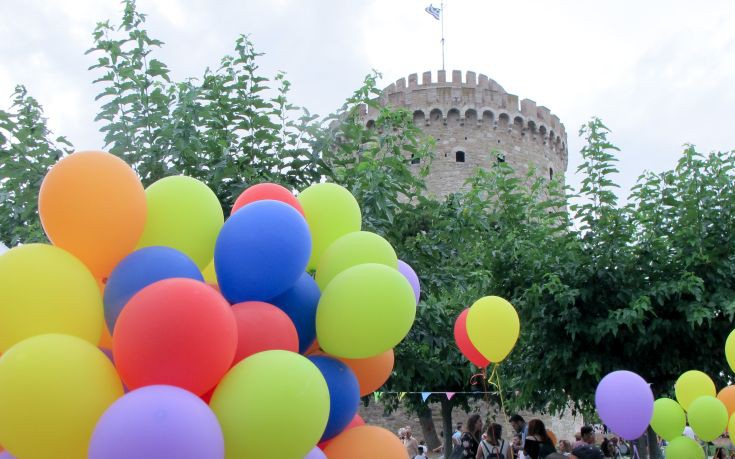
[{"left": 425, "top": 4, "right": 441, "bottom": 20}]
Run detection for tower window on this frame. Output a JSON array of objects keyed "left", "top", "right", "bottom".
[
  {"left": 455, "top": 151, "right": 465, "bottom": 163},
  {"left": 549, "top": 167, "right": 554, "bottom": 180}
]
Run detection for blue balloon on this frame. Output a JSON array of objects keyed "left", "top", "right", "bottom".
[
  {"left": 104, "top": 246, "right": 203, "bottom": 331},
  {"left": 308, "top": 356, "right": 360, "bottom": 441},
  {"left": 269, "top": 273, "right": 320, "bottom": 353},
  {"left": 215, "top": 200, "right": 311, "bottom": 303}
]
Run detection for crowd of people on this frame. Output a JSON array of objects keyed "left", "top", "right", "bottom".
[{"left": 398, "top": 414, "right": 629, "bottom": 459}]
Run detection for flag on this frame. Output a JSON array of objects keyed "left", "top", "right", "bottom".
[
  {"left": 421, "top": 392, "right": 432, "bottom": 402},
  {"left": 399, "top": 391, "right": 407, "bottom": 402},
  {"left": 425, "top": 4, "right": 441, "bottom": 20},
  {"left": 446, "top": 392, "right": 456, "bottom": 400}
]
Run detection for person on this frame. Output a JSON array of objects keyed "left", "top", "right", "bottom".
[
  {"left": 571, "top": 426, "right": 603, "bottom": 459},
  {"left": 714, "top": 448, "right": 727, "bottom": 459},
  {"left": 414, "top": 445, "right": 429, "bottom": 459},
  {"left": 572, "top": 433, "right": 585, "bottom": 449},
  {"left": 404, "top": 426, "right": 419, "bottom": 458},
  {"left": 456, "top": 414, "right": 483, "bottom": 458},
  {"left": 523, "top": 419, "right": 556, "bottom": 459},
  {"left": 558, "top": 440, "right": 573, "bottom": 456},
  {"left": 600, "top": 438, "right": 611, "bottom": 459},
  {"left": 476, "top": 423, "right": 511, "bottom": 459},
  {"left": 510, "top": 414, "right": 529, "bottom": 446},
  {"left": 453, "top": 422, "right": 464, "bottom": 447},
  {"left": 683, "top": 424, "right": 695, "bottom": 440}
]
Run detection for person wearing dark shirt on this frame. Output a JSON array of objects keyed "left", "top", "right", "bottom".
[
  {"left": 571, "top": 426, "right": 604, "bottom": 459},
  {"left": 523, "top": 419, "right": 556, "bottom": 459},
  {"left": 459, "top": 414, "right": 483, "bottom": 458}
]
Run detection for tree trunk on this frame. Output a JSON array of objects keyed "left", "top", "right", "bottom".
[
  {"left": 418, "top": 402, "right": 441, "bottom": 451},
  {"left": 440, "top": 397, "right": 455, "bottom": 458},
  {"left": 646, "top": 426, "right": 660, "bottom": 459}
]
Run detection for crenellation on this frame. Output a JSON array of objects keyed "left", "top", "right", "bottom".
[
  {"left": 451, "top": 70, "right": 462, "bottom": 85},
  {"left": 478, "top": 73, "right": 489, "bottom": 88},
  {"left": 437, "top": 69, "right": 446, "bottom": 83},
  {"left": 408, "top": 73, "right": 418, "bottom": 88},
  {"left": 521, "top": 99, "right": 537, "bottom": 118},
  {"left": 396, "top": 77, "right": 406, "bottom": 90},
  {"left": 466, "top": 70, "right": 476, "bottom": 86},
  {"left": 422, "top": 71, "right": 432, "bottom": 85}
]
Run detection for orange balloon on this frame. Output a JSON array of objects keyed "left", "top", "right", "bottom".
[
  {"left": 39, "top": 151, "right": 146, "bottom": 279},
  {"left": 305, "top": 340, "right": 321, "bottom": 356},
  {"left": 339, "top": 350, "right": 394, "bottom": 397},
  {"left": 98, "top": 323, "right": 114, "bottom": 349},
  {"left": 324, "top": 426, "right": 406, "bottom": 459},
  {"left": 718, "top": 385, "right": 735, "bottom": 418}
]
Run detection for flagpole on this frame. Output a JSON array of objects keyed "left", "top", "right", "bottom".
[{"left": 440, "top": 0, "right": 445, "bottom": 70}]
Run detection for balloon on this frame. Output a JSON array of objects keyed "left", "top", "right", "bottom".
[
  {"left": 650, "top": 398, "right": 686, "bottom": 441},
  {"left": 323, "top": 426, "right": 407, "bottom": 459},
  {"left": 338, "top": 350, "right": 395, "bottom": 397},
  {"left": 728, "top": 412, "right": 735, "bottom": 444},
  {"left": 315, "top": 231, "right": 397, "bottom": 290},
  {"left": 0, "top": 334, "right": 123, "bottom": 459},
  {"left": 718, "top": 385, "right": 735, "bottom": 418},
  {"left": 397, "top": 260, "right": 420, "bottom": 304},
  {"left": 687, "top": 395, "right": 728, "bottom": 441},
  {"left": 318, "top": 415, "right": 365, "bottom": 450},
  {"left": 594, "top": 370, "right": 654, "bottom": 440},
  {"left": 103, "top": 246, "right": 203, "bottom": 332},
  {"left": 465, "top": 296, "right": 519, "bottom": 362},
  {"left": 308, "top": 356, "right": 360, "bottom": 441},
  {"left": 726, "top": 329, "right": 735, "bottom": 374},
  {"left": 0, "top": 452, "right": 13, "bottom": 459},
  {"left": 202, "top": 259, "right": 217, "bottom": 284},
  {"left": 297, "top": 183, "right": 361, "bottom": 271},
  {"left": 209, "top": 350, "right": 329, "bottom": 459},
  {"left": 665, "top": 436, "right": 704, "bottom": 459},
  {"left": 0, "top": 244, "right": 103, "bottom": 353},
  {"left": 38, "top": 150, "right": 146, "bottom": 279},
  {"left": 269, "top": 272, "right": 321, "bottom": 353},
  {"left": 137, "top": 176, "right": 223, "bottom": 269},
  {"left": 113, "top": 278, "right": 237, "bottom": 394},
  {"left": 231, "top": 301, "right": 299, "bottom": 364},
  {"left": 89, "top": 385, "right": 224, "bottom": 459},
  {"left": 215, "top": 200, "right": 311, "bottom": 302},
  {"left": 232, "top": 182, "right": 304, "bottom": 216},
  {"left": 454, "top": 308, "right": 490, "bottom": 368},
  {"left": 675, "top": 370, "right": 716, "bottom": 411},
  {"left": 305, "top": 447, "right": 327, "bottom": 459},
  {"left": 316, "top": 263, "right": 416, "bottom": 358}
]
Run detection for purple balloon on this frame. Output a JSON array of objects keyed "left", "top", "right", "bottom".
[
  {"left": 398, "top": 260, "right": 420, "bottom": 304},
  {"left": 0, "top": 452, "right": 16, "bottom": 459},
  {"left": 89, "top": 385, "right": 224, "bottom": 459},
  {"left": 595, "top": 370, "right": 654, "bottom": 440},
  {"left": 305, "top": 446, "right": 327, "bottom": 459}
]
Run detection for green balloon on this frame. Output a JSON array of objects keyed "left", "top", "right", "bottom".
[
  {"left": 136, "top": 176, "right": 223, "bottom": 269},
  {"left": 316, "top": 263, "right": 416, "bottom": 358},
  {"left": 651, "top": 398, "right": 686, "bottom": 441},
  {"left": 315, "top": 231, "right": 398, "bottom": 290},
  {"left": 297, "top": 183, "right": 361, "bottom": 271},
  {"left": 665, "top": 436, "right": 704, "bottom": 459},
  {"left": 210, "top": 350, "right": 329, "bottom": 459},
  {"left": 688, "top": 395, "right": 728, "bottom": 441}
]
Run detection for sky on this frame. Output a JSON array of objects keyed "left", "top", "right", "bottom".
[{"left": 2, "top": 0, "right": 735, "bottom": 198}]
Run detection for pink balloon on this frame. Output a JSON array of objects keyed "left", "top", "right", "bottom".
[
  {"left": 231, "top": 301, "right": 299, "bottom": 364},
  {"left": 454, "top": 309, "right": 490, "bottom": 367}
]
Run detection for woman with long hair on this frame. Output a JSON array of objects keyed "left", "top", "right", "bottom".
[
  {"left": 523, "top": 419, "right": 556, "bottom": 459},
  {"left": 455, "top": 414, "right": 483, "bottom": 458},
  {"left": 476, "top": 422, "right": 510, "bottom": 459}
]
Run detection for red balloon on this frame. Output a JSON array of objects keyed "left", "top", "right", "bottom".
[
  {"left": 231, "top": 301, "right": 299, "bottom": 364},
  {"left": 113, "top": 278, "right": 237, "bottom": 395},
  {"left": 319, "top": 414, "right": 365, "bottom": 450},
  {"left": 454, "top": 308, "right": 490, "bottom": 367},
  {"left": 231, "top": 183, "right": 305, "bottom": 216}
]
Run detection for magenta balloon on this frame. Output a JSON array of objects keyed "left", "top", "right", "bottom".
[
  {"left": 89, "top": 385, "right": 224, "bottom": 459},
  {"left": 397, "top": 260, "right": 420, "bottom": 304},
  {"left": 595, "top": 370, "right": 654, "bottom": 440},
  {"left": 305, "top": 446, "right": 327, "bottom": 459}
]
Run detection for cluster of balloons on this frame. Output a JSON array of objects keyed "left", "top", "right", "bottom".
[
  {"left": 0, "top": 151, "right": 421, "bottom": 459},
  {"left": 454, "top": 296, "right": 520, "bottom": 367},
  {"left": 596, "top": 331, "right": 735, "bottom": 459}
]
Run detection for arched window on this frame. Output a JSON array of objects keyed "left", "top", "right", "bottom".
[
  {"left": 447, "top": 108, "right": 460, "bottom": 126},
  {"left": 366, "top": 120, "right": 375, "bottom": 129},
  {"left": 498, "top": 113, "right": 510, "bottom": 129},
  {"left": 430, "top": 108, "right": 443, "bottom": 122},
  {"left": 465, "top": 109, "right": 478, "bottom": 123},
  {"left": 413, "top": 110, "right": 425, "bottom": 126},
  {"left": 455, "top": 151, "right": 466, "bottom": 163},
  {"left": 482, "top": 110, "right": 494, "bottom": 124}
]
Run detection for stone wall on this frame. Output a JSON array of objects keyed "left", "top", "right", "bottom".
[{"left": 365, "top": 70, "right": 569, "bottom": 197}]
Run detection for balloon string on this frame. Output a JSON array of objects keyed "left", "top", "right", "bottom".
[
  {"left": 469, "top": 371, "right": 486, "bottom": 386},
  {"left": 487, "top": 364, "right": 512, "bottom": 444},
  {"left": 632, "top": 444, "right": 640, "bottom": 459}
]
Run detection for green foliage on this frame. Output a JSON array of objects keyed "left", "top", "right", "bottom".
[{"left": 0, "top": 86, "right": 72, "bottom": 245}]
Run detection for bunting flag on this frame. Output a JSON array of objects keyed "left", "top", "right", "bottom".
[
  {"left": 421, "top": 392, "right": 432, "bottom": 402},
  {"left": 399, "top": 391, "right": 407, "bottom": 402},
  {"left": 374, "top": 391, "right": 383, "bottom": 403},
  {"left": 424, "top": 4, "right": 441, "bottom": 20},
  {"left": 446, "top": 392, "right": 456, "bottom": 400}
]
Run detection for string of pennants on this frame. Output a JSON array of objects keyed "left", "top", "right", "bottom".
[{"left": 372, "top": 391, "right": 499, "bottom": 403}]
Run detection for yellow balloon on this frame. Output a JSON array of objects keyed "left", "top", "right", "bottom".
[
  {"left": 675, "top": 370, "right": 716, "bottom": 411},
  {"left": 202, "top": 258, "right": 218, "bottom": 285},
  {"left": 0, "top": 334, "right": 124, "bottom": 459},
  {"left": 466, "top": 296, "right": 520, "bottom": 363},
  {"left": 726, "top": 329, "right": 735, "bottom": 373},
  {"left": 0, "top": 244, "right": 103, "bottom": 353}
]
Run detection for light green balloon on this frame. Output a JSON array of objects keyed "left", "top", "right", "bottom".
[
  {"left": 665, "top": 436, "right": 704, "bottom": 459},
  {"left": 651, "top": 398, "right": 686, "bottom": 441},
  {"left": 297, "top": 183, "right": 361, "bottom": 271},
  {"left": 675, "top": 370, "right": 716, "bottom": 411},
  {"left": 688, "top": 395, "right": 728, "bottom": 441},
  {"left": 315, "top": 231, "right": 398, "bottom": 290},
  {"left": 136, "top": 176, "right": 223, "bottom": 269},
  {"left": 209, "top": 350, "right": 330, "bottom": 459},
  {"left": 316, "top": 263, "right": 416, "bottom": 359}
]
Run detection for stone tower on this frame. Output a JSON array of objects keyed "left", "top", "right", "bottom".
[{"left": 365, "top": 70, "right": 568, "bottom": 197}]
